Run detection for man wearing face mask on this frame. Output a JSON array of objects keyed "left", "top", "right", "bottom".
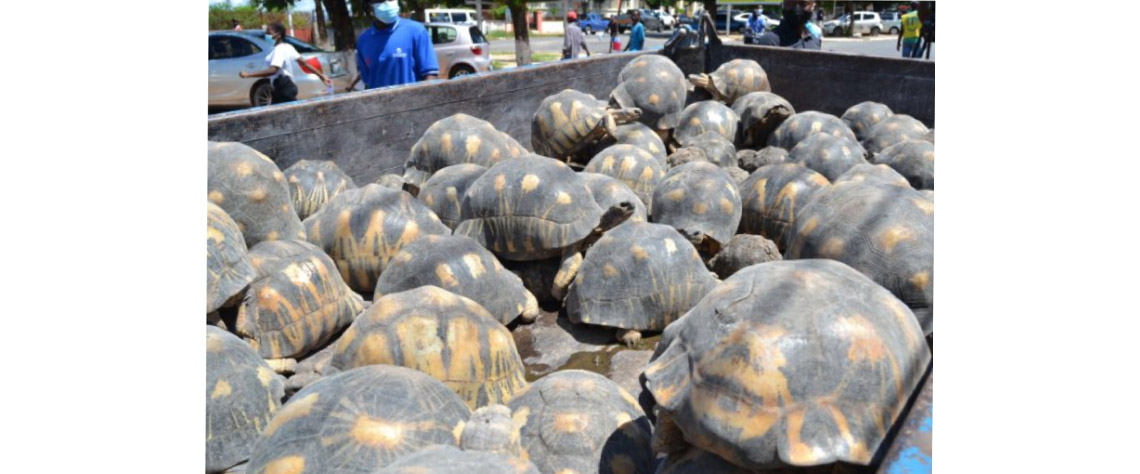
[
  {"left": 347, "top": 0, "right": 439, "bottom": 91},
  {"left": 770, "top": 1, "right": 820, "bottom": 50}
]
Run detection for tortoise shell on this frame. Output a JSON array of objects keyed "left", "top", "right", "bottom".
[
  {"left": 657, "top": 446, "right": 866, "bottom": 474},
  {"left": 922, "top": 129, "right": 934, "bottom": 144},
  {"left": 207, "top": 202, "right": 256, "bottom": 313},
  {"left": 595, "top": 121, "right": 668, "bottom": 162},
  {"left": 404, "top": 114, "right": 524, "bottom": 189},
  {"left": 767, "top": 112, "right": 858, "bottom": 152},
  {"left": 329, "top": 286, "right": 528, "bottom": 409},
  {"left": 833, "top": 163, "right": 912, "bottom": 188},
  {"left": 610, "top": 54, "right": 689, "bottom": 130},
  {"left": 584, "top": 145, "right": 665, "bottom": 214},
  {"left": 532, "top": 89, "right": 613, "bottom": 159},
  {"left": 787, "top": 133, "right": 869, "bottom": 181},
  {"left": 236, "top": 240, "right": 364, "bottom": 359},
  {"left": 725, "top": 166, "right": 749, "bottom": 185},
  {"left": 644, "top": 260, "right": 932, "bottom": 470},
  {"left": 282, "top": 160, "right": 357, "bottom": 221},
  {"left": 566, "top": 221, "right": 717, "bottom": 333},
  {"left": 374, "top": 235, "right": 537, "bottom": 325},
  {"left": 418, "top": 164, "right": 489, "bottom": 230},
  {"left": 303, "top": 184, "right": 450, "bottom": 294},
  {"left": 508, "top": 370, "right": 655, "bottom": 474},
  {"left": 374, "top": 173, "right": 406, "bottom": 190},
  {"left": 246, "top": 365, "right": 471, "bottom": 474},
  {"left": 840, "top": 102, "right": 894, "bottom": 142},
  {"left": 860, "top": 115, "right": 930, "bottom": 156},
  {"left": 208, "top": 141, "right": 305, "bottom": 248},
  {"left": 785, "top": 181, "right": 934, "bottom": 334},
  {"left": 206, "top": 326, "right": 284, "bottom": 473},
  {"left": 732, "top": 92, "right": 795, "bottom": 148},
  {"left": 651, "top": 162, "right": 743, "bottom": 250},
  {"left": 673, "top": 101, "right": 741, "bottom": 147},
  {"left": 920, "top": 189, "right": 933, "bottom": 201},
  {"left": 679, "top": 131, "right": 737, "bottom": 168},
  {"left": 739, "top": 147, "right": 790, "bottom": 172},
  {"left": 378, "top": 445, "right": 540, "bottom": 474},
  {"left": 579, "top": 172, "right": 649, "bottom": 223},
  {"left": 690, "top": 59, "right": 771, "bottom": 106},
  {"left": 454, "top": 156, "right": 604, "bottom": 261},
  {"left": 460, "top": 404, "right": 523, "bottom": 457},
  {"left": 707, "top": 234, "right": 782, "bottom": 280},
  {"left": 739, "top": 164, "right": 830, "bottom": 250},
  {"left": 874, "top": 140, "right": 934, "bottom": 190}
]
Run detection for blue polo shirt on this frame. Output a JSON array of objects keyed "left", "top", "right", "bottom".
[
  {"left": 355, "top": 20, "right": 439, "bottom": 89},
  {"left": 627, "top": 22, "right": 645, "bottom": 51}
]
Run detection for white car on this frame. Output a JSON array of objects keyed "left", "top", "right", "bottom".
[
  {"left": 823, "top": 11, "right": 885, "bottom": 37},
  {"left": 657, "top": 10, "right": 676, "bottom": 28},
  {"left": 879, "top": 11, "right": 902, "bottom": 35}
]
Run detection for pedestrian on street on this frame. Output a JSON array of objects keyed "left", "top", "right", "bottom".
[
  {"left": 771, "top": 1, "right": 820, "bottom": 50},
  {"left": 898, "top": 2, "right": 923, "bottom": 58},
  {"left": 348, "top": 0, "right": 439, "bottom": 91},
  {"left": 747, "top": 9, "right": 766, "bottom": 44},
  {"left": 624, "top": 10, "right": 645, "bottom": 52},
  {"left": 608, "top": 15, "right": 621, "bottom": 52},
  {"left": 239, "top": 22, "right": 332, "bottom": 105},
  {"left": 919, "top": 2, "right": 935, "bottom": 59},
  {"left": 562, "top": 11, "right": 591, "bottom": 60},
  {"left": 232, "top": 19, "right": 243, "bottom": 31}
]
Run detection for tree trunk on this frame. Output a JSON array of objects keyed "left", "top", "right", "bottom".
[
  {"left": 323, "top": 0, "right": 355, "bottom": 51},
  {"left": 509, "top": 1, "right": 532, "bottom": 66},
  {"left": 315, "top": 0, "right": 328, "bottom": 47}
]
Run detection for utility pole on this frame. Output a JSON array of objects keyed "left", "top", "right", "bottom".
[
  {"left": 476, "top": 0, "right": 484, "bottom": 33},
  {"left": 287, "top": 6, "right": 294, "bottom": 37}
]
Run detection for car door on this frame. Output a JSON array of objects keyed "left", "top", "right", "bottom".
[
  {"left": 209, "top": 35, "right": 266, "bottom": 106},
  {"left": 430, "top": 26, "right": 459, "bottom": 78}
]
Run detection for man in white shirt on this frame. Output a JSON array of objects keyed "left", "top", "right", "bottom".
[{"left": 239, "top": 23, "right": 331, "bottom": 104}]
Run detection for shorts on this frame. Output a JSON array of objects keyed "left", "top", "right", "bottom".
[{"left": 271, "top": 76, "right": 298, "bottom": 103}]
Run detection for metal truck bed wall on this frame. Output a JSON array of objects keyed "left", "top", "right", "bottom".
[{"left": 207, "top": 45, "right": 934, "bottom": 185}]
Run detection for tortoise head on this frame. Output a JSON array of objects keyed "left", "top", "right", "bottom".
[
  {"left": 608, "top": 107, "right": 643, "bottom": 126},
  {"left": 687, "top": 73, "right": 723, "bottom": 101},
  {"left": 679, "top": 228, "right": 722, "bottom": 260},
  {"left": 596, "top": 201, "right": 636, "bottom": 233}
]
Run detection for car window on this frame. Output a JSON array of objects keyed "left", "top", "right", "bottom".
[
  {"left": 469, "top": 26, "right": 487, "bottom": 45},
  {"left": 432, "top": 26, "right": 458, "bottom": 45},
  {"left": 430, "top": 13, "right": 449, "bottom": 23},
  {"left": 284, "top": 36, "right": 322, "bottom": 53},
  {"left": 452, "top": 12, "right": 468, "bottom": 22},
  {"left": 209, "top": 36, "right": 262, "bottom": 60}
]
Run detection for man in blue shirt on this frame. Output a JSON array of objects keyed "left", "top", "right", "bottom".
[
  {"left": 624, "top": 10, "right": 645, "bottom": 52},
  {"left": 347, "top": 0, "right": 439, "bottom": 90}
]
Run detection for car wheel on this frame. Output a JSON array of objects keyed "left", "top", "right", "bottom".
[
  {"left": 450, "top": 64, "right": 476, "bottom": 79},
  {"left": 251, "top": 81, "right": 273, "bottom": 107},
  {"left": 585, "top": 26, "right": 593, "bottom": 34},
  {"left": 871, "top": 27, "right": 881, "bottom": 36},
  {"left": 832, "top": 27, "right": 844, "bottom": 36},
  {"left": 890, "top": 27, "right": 899, "bottom": 35}
]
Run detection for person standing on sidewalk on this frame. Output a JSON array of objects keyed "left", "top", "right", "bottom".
[
  {"left": 347, "top": 0, "right": 439, "bottom": 91},
  {"left": 562, "top": 11, "right": 591, "bottom": 59},
  {"left": 239, "top": 22, "right": 332, "bottom": 104},
  {"left": 608, "top": 15, "right": 621, "bottom": 52},
  {"left": 624, "top": 10, "right": 645, "bottom": 52},
  {"left": 898, "top": 2, "right": 923, "bottom": 58}
]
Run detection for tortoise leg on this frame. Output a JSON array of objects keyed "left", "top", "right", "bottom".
[
  {"left": 518, "top": 290, "right": 540, "bottom": 324},
  {"left": 603, "top": 112, "right": 619, "bottom": 138},
  {"left": 551, "top": 250, "right": 583, "bottom": 302},
  {"left": 616, "top": 328, "right": 642, "bottom": 347},
  {"left": 265, "top": 358, "right": 298, "bottom": 375},
  {"left": 652, "top": 410, "right": 690, "bottom": 456}
]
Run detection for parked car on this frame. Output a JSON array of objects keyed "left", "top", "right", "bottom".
[
  {"left": 208, "top": 30, "right": 351, "bottom": 107},
  {"left": 714, "top": 11, "right": 750, "bottom": 34},
  {"left": 426, "top": 9, "right": 478, "bottom": 26},
  {"left": 657, "top": 10, "right": 676, "bottom": 28},
  {"left": 823, "top": 11, "right": 884, "bottom": 37},
  {"left": 677, "top": 14, "right": 699, "bottom": 29},
  {"left": 426, "top": 23, "right": 491, "bottom": 79},
  {"left": 579, "top": 13, "right": 610, "bottom": 35},
  {"left": 879, "top": 11, "right": 901, "bottom": 35}
]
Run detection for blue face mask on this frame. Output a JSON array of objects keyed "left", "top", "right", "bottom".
[{"left": 373, "top": 1, "right": 400, "bottom": 24}]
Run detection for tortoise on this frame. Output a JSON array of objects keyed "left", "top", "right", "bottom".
[
  {"left": 502, "top": 257, "right": 562, "bottom": 305},
  {"left": 651, "top": 162, "right": 743, "bottom": 257},
  {"left": 732, "top": 92, "right": 795, "bottom": 148},
  {"left": 281, "top": 160, "right": 357, "bottom": 220},
  {"left": 374, "top": 173, "right": 406, "bottom": 190},
  {"left": 245, "top": 365, "right": 471, "bottom": 474},
  {"left": 840, "top": 101, "right": 894, "bottom": 142},
  {"left": 236, "top": 240, "right": 365, "bottom": 371},
  {"left": 206, "top": 326, "right": 285, "bottom": 474},
  {"left": 787, "top": 133, "right": 869, "bottom": 181},
  {"left": 565, "top": 221, "right": 718, "bottom": 346},
  {"left": 785, "top": 180, "right": 934, "bottom": 334},
  {"left": 207, "top": 202, "right": 256, "bottom": 314},
  {"left": 860, "top": 114, "right": 930, "bottom": 156},
  {"left": 378, "top": 445, "right": 540, "bottom": 474},
  {"left": 532, "top": 89, "right": 642, "bottom": 162},
  {"left": 453, "top": 155, "right": 635, "bottom": 300},
  {"left": 460, "top": 404, "right": 523, "bottom": 456},
  {"left": 579, "top": 172, "right": 649, "bottom": 223},
  {"left": 725, "top": 166, "right": 750, "bottom": 185},
  {"left": 404, "top": 113, "right": 524, "bottom": 191},
  {"left": 303, "top": 184, "right": 451, "bottom": 295},
  {"left": 671, "top": 131, "right": 736, "bottom": 168},
  {"left": 665, "top": 147, "right": 711, "bottom": 169},
  {"left": 707, "top": 234, "right": 782, "bottom": 280},
  {"left": 738, "top": 163, "right": 831, "bottom": 250},
  {"left": 374, "top": 234, "right": 539, "bottom": 325},
  {"left": 672, "top": 100, "right": 741, "bottom": 149},
  {"left": 329, "top": 286, "right": 528, "bottom": 409},
  {"left": 689, "top": 59, "right": 771, "bottom": 106},
  {"left": 833, "top": 163, "right": 912, "bottom": 188},
  {"left": 584, "top": 144, "right": 665, "bottom": 214},
  {"left": 920, "top": 189, "right": 934, "bottom": 201},
  {"left": 610, "top": 54, "right": 690, "bottom": 131},
  {"left": 922, "top": 129, "right": 935, "bottom": 144},
  {"left": 508, "top": 370, "right": 655, "bottom": 474},
  {"left": 644, "top": 260, "right": 932, "bottom": 471},
  {"left": 767, "top": 111, "right": 858, "bottom": 152},
  {"left": 417, "top": 164, "right": 488, "bottom": 230},
  {"left": 595, "top": 121, "right": 669, "bottom": 162},
  {"left": 208, "top": 141, "right": 305, "bottom": 248},
  {"left": 657, "top": 446, "right": 869, "bottom": 474},
  {"left": 739, "top": 147, "right": 790, "bottom": 173},
  {"left": 874, "top": 139, "right": 934, "bottom": 189}
]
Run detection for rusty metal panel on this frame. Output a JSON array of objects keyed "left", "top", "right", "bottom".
[{"left": 878, "top": 368, "right": 933, "bottom": 474}]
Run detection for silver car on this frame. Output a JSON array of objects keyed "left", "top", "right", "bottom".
[
  {"left": 425, "top": 23, "right": 492, "bottom": 79},
  {"left": 208, "top": 31, "right": 352, "bottom": 107},
  {"left": 824, "top": 12, "right": 885, "bottom": 37}
]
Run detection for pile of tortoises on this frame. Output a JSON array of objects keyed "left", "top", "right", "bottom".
[{"left": 205, "top": 53, "right": 934, "bottom": 474}]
